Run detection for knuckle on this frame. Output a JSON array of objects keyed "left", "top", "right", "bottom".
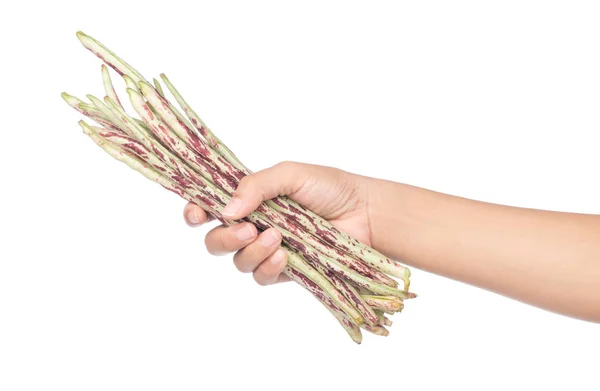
[
  {"left": 206, "top": 247, "right": 220, "bottom": 256},
  {"left": 204, "top": 228, "right": 227, "bottom": 255},
  {"left": 275, "top": 161, "right": 305, "bottom": 194},
  {"left": 253, "top": 271, "right": 270, "bottom": 286},
  {"left": 204, "top": 239, "right": 220, "bottom": 256},
  {"left": 233, "top": 259, "right": 252, "bottom": 273},
  {"left": 276, "top": 160, "right": 297, "bottom": 171},
  {"left": 232, "top": 252, "right": 253, "bottom": 273}
]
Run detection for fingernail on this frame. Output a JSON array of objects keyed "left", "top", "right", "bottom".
[
  {"left": 234, "top": 224, "right": 255, "bottom": 241},
  {"left": 187, "top": 210, "right": 200, "bottom": 225},
  {"left": 221, "top": 197, "right": 242, "bottom": 218},
  {"left": 270, "top": 249, "right": 286, "bottom": 266},
  {"left": 259, "top": 229, "right": 279, "bottom": 247}
]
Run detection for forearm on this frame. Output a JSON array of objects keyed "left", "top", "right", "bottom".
[{"left": 366, "top": 179, "right": 600, "bottom": 322}]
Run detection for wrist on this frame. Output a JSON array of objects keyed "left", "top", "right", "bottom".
[{"left": 363, "top": 178, "right": 411, "bottom": 258}]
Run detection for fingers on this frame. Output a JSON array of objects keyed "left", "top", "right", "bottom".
[
  {"left": 252, "top": 248, "right": 288, "bottom": 286},
  {"left": 233, "top": 228, "right": 282, "bottom": 272},
  {"left": 183, "top": 202, "right": 212, "bottom": 227},
  {"left": 184, "top": 197, "right": 290, "bottom": 285},
  {"left": 221, "top": 161, "right": 307, "bottom": 220},
  {"left": 207, "top": 225, "right": 289, "bottom": 285},
  {"left": 204, "top": 222, "right": 257, "bottom": 256}
]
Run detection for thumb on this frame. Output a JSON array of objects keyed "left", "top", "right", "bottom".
[{"left": 221, "top": 161, "right": 307, "bottom": 219}]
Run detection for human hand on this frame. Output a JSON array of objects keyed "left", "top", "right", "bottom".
[{"left": 183, "top": 162, "right": 374, "bottom": 286}]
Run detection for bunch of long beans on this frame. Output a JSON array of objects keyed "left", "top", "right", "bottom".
[{"left": 63, "top": 32, "right": 415, "bottom": 343}]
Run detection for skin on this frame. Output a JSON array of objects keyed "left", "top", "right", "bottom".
[{"left": 184, "top": 161, "right": 600, "bottom": 323}]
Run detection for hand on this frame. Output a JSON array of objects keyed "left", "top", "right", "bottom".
[{"left": 183, "top": 161, "right": 374, "bottom": 286}]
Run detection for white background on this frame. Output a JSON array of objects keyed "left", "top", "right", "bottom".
[{"left": 1, "top": 1, "right": 599, "bottom": 390}]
